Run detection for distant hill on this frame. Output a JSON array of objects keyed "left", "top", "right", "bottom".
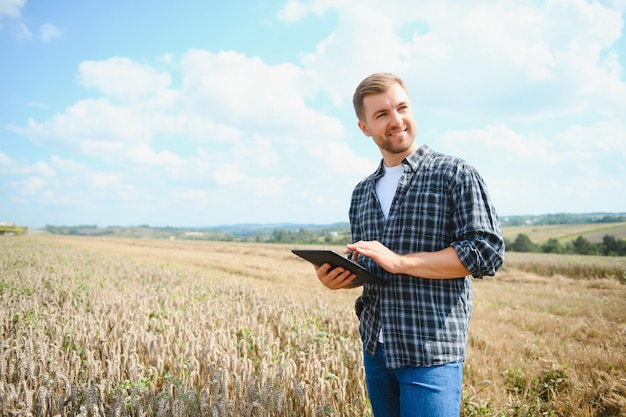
[
  {"left": 40, "top": 222, "right": 352, "bottom": 241},
  {"left": 38, "top": 213, "right": 626, "bottom": 244},
  {"left": 197, "top": 222, "right": 350, "bottom": 236}
]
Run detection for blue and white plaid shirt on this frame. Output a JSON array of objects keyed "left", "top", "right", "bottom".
[{"left": 350, "top": 145, "right": 504, "bottom": 368}]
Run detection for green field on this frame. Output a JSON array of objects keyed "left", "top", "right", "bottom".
[{"left": 502, "top": 222, "right": 626, "bottom": 244}]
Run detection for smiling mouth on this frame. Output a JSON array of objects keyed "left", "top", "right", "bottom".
[{"left": 387, "top": 128, "right": 407, "bottom": 138}]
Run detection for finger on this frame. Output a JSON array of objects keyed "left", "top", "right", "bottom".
[
  {"left": 332, "top": 269, "right": 355, "bottom": 287},
  {"left": 322, "top": 267, "right": 351, "bottom": 289},
  {"left": 316, "top": 264, "right": 338, "bottom": 285}
]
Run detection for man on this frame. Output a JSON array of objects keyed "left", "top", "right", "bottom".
[{"left": 314, "top": 73, "right": 504, "bottom": 417}]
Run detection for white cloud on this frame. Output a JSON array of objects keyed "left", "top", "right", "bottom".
[
  {"left": 0, "top": 1, "right": 62, "bottom": 44},
  {"left": 250, "top": 176, "right": 290, "bottom": 198},
  {"left": 173, "top": 189, "right": 208, "bottom": 202},
  {"left": 126, "top": 144, "right": 183, "bottom": 168},
  {"left": 40, "top": 23, "right": 61, "bottom": 42},
  {"left": 19, "top": 176, "right": 47, "bottom": 196},
  {"left": 30, "top": 161, "right": 55, "bottom": 177},
  {"left": 16, "top": 98, "right": 154, "bottom": 154},
  {"left": 0, "top": 0, "right": 25, "bottom": 20},
  {"left": 277, "top": 0, "right": 335, "bottom": 23},
  {"left": 213, "top": 163, "right": 246, "bottom": 186},
  {"left": 308, "top": 139, "right": 377, "bottom": 179},
  {"left": 292, "top": 0, "right": 626, "bottom": 118},
  {"left": 3, "top": 0, "right": 625, "bottom": 226},
  {"left": 8, "top": 49, "right": 366, "bottom": 221},
  {"left": 608, "top": 0, "right": 626, "bottom": 12},
  {"left": 0, "top": 150, "right": 9, "bottom": 165},
  {"left": 182, "top": 115, "right": 245, "bottom": 144},
  {"left": 50, "top": 155, "right": 88, "bottom": 172},
  {"left": 436, "top": 119, "right": 626, "bottom": 215},
  {"left": 0, "top": 151, "right": 13, "bottom": 171},
  {"left": 15, "top": 51, "right": 351, "bottom": 177},
  {"left": 0, "top": 153, "right": 55, "bottom": 177},
  {"left": 88, "top": 171, "right": 126, "bottom": 189},
  {"left": 178, "top": 49, "right": 346, "bottom": 139},
  {"left": 277, "top": 0, "right": 309, "bottom": 22},
  {"left": 79, "top": 57, "right": 172, "bottom": 99}
]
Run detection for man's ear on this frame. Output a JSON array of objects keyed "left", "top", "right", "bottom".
[{"left": 358, "top": 120, "right": 371, "bottom": 137}]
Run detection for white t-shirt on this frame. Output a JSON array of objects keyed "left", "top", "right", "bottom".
[
  {"left": 376, "top": 164, "right": 404, "bottom": 219},
  {"left": 374, "top": 163, "right": 403, "bottom": 343}
]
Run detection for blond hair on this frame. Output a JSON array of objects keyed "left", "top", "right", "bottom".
[{"left": 352, "top": 73, "right": 408, "bottom": 121}]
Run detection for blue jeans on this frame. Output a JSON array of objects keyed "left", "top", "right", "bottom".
[{"left": 363, "top": 343, "right": 463, "bottom": 417}]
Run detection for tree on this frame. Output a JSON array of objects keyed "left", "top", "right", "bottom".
[
  {"left": 541, "top": 238, "right": 562, "bottom": 254},
  {"left": 509, "top": 234, "right": 538, "bottom": 252},
  {"left": 270, "top": 229, "right": 295, "bottom": 243},
  {"left": 602, "top": 235, "right": 626, "bottom": 256},
  {"left": 572, "top": 235, "right": 593, "bottom": 255}
]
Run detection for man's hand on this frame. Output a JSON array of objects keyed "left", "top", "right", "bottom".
[
  {"left": 313, "top": 263, "right": 360, "bottom": 290},
  {"left": 345, "top": 240, "right": 404, "bottom": 274}
]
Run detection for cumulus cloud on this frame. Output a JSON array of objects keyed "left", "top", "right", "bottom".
[
  {"left": 79, "top": 57, "right": 172, "bottom": 99},
  {"left": 15, "top": 98, "right": 152, "bottom": 152},
  {"left": 10, "top": 47, "right": 368, "bottom": 223},
  {"left": 276, "top": 0, "right": 339, "bottom": 23},
  {"left": 178, "top": 49, "right": 346, "bottom": 139},
  {"left": 0, "top": 152, "right": 55, "bottom": 177},
  {"left": 436, "top": 118, "right": 626, "bottom": 215},
  {"left": 4, "top": 0, "right": 625, "bottom": 225},
  {"left": 289, "top": 0, "right": 626, "bottom": 118}
]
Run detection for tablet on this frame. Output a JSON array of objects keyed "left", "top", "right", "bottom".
[{"left": 291, "top": 249, "right": 387, "bottom": 285}]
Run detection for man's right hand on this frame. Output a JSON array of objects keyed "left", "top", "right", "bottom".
[{"left": 313, "top": 263, "right": 360, "bottom": 290}]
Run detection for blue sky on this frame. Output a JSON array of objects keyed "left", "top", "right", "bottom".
[{"left": 1, "top": 0, "right": 625, "bottom": 228}]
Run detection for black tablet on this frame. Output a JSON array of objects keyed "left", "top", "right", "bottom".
[{"left": 291, "top": 249, "right": 386, "bottom": 285}]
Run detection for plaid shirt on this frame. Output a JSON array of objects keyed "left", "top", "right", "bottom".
[{"left": 350, "top": 145, "right": 504, "bottom": 368}]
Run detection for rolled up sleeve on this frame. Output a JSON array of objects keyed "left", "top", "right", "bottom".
[
  {"left": 451, "top": 234, "right": 504, "bottom": 278},
  {"left": 450, "top": 166, "right": 505, "bottom": 278}
]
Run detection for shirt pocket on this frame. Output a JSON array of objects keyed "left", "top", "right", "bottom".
[{"left": 394, "top": 191, "right": 450, "bottom": 252}]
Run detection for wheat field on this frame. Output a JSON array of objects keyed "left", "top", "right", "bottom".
[{"left": 1, "top": 235, "right": 625, "bottom": 416}]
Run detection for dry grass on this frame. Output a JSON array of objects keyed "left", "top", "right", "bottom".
[
  {"left": 1, "top": 235, "right": 625, "bottom": 416},
  {"left": 502, "top": 252, "right": 626, "bottom": 281}
]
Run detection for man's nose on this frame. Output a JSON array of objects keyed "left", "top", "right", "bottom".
[{"left": 390, "top": 110, "right": 403, "bottom": 125}]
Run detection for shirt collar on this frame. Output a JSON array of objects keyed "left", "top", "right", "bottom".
[{"left": 373, "top": 144, "right": 431, "bottom": 179}]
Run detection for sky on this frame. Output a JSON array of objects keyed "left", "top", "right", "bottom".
[{"left": 1, "top": 0, "right": 625, "bottom": 228}]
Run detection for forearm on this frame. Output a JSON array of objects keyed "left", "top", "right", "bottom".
[
  {"left": 398, "top": 246, "right": 470, "bottom": 279},
  {"left": 346, "top": 241, "right": 470, "bottom": 279}
]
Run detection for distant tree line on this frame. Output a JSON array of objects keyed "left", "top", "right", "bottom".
[
  {"left": 45, "top": 225, "right": 109, "bottom": 235},
  {"left": 506, "top": 234, "right": 626, "bottom": 256},
  {"left": 502, "top": 213, "right": 625, "bottom": 226},
  {"left": 267, "top": 228, "right": 351, "bottom": 245}
]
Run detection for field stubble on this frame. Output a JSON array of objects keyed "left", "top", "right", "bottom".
[{"left": 1, "top": 236, "right": 625, "bottom": 416}]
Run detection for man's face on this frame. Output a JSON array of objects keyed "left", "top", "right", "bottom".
[{"left": 358, "top": 83, "right": 417, "bottom": 164}]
